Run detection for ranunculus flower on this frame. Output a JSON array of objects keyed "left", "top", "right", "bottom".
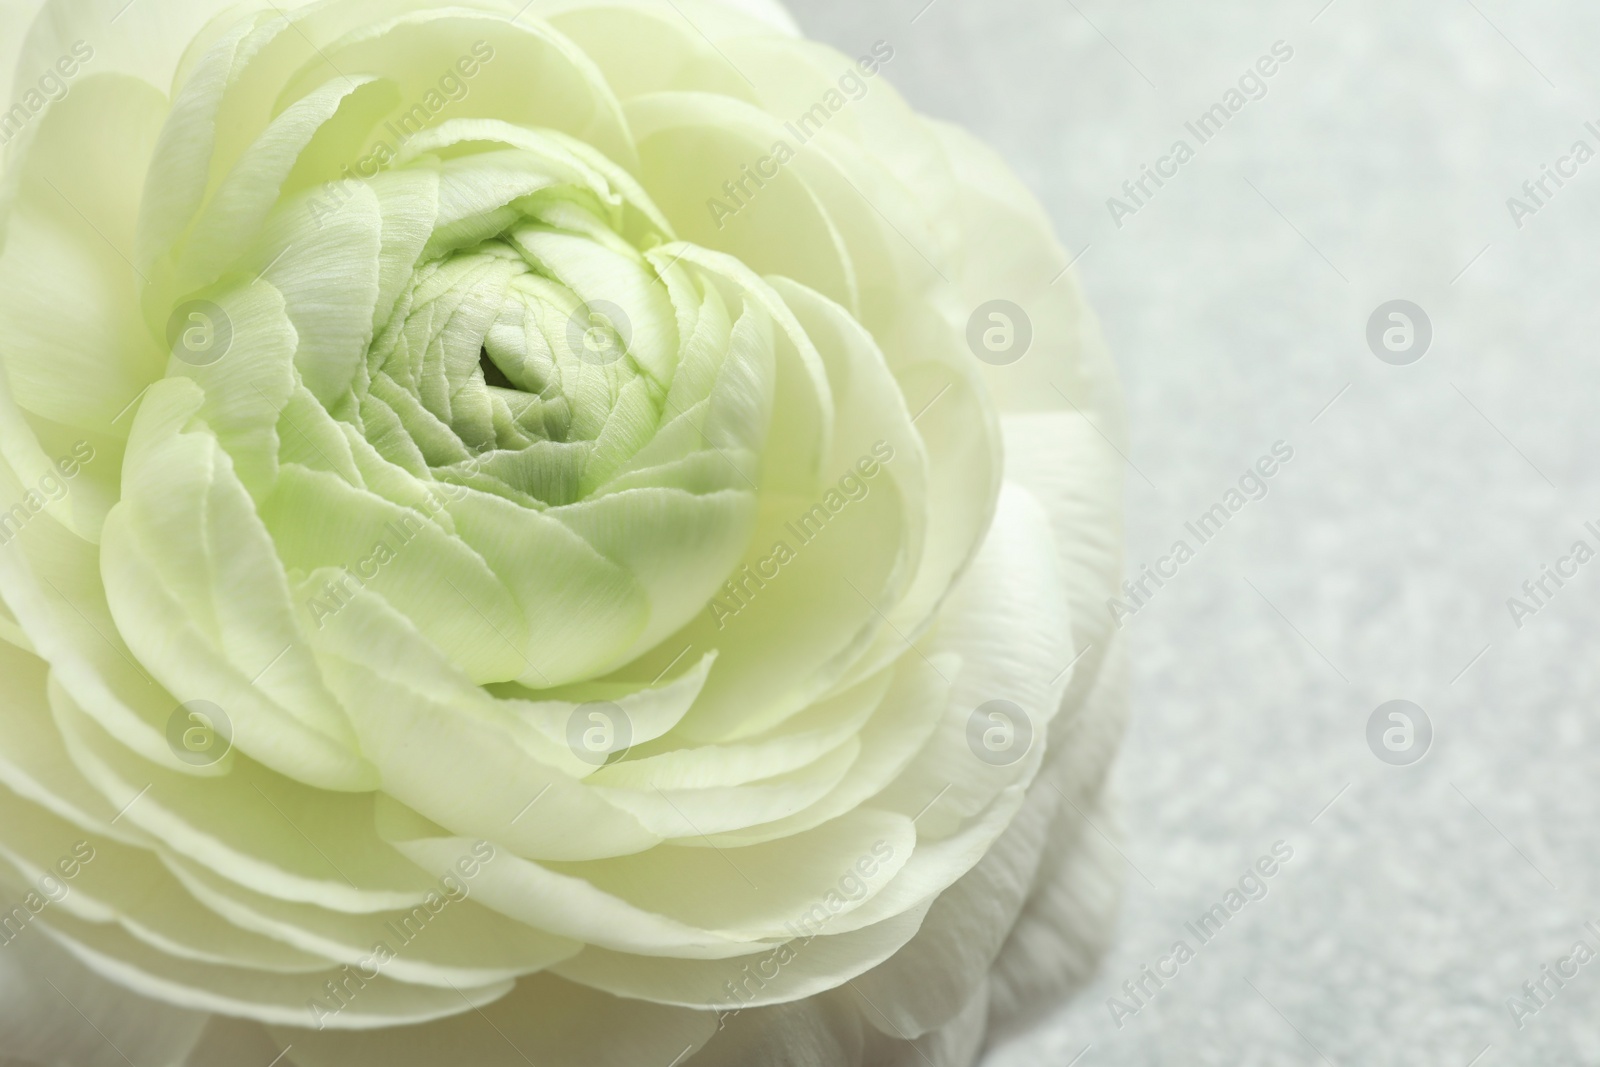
[{"left": 0, "top": 0, "right": 1127, "bottom": 1063}]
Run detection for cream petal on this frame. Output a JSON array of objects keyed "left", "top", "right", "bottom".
[
  {"left": 382, "top": 804, "right": 761, "bottom": 959},
  {"left": 134, "top": 9, "right": 276, "bottom": 275},
  {"left": 693, "top": 654, "right": 952, "bottom": 849},
  {"left": 700, "top": 0, "right": 798, "bottom": 35},
  {"left": 281, "top": 9, "right": 637, "bottom": 169},
  {"left": 541, "top": 2, "right": 760, "bottom": 105},
  {"left": 987, "top": 770, "right": 1125, "bottom": 1041},
  {"left": 0, "top": 641, "right": 141, "bottom": 843},
  {"left": 591, "top": 739, "right": 860, "bottom": 837},
  {"left": 845, "top": 755, "right": 1061, "bottom": 1039},
  {"left": 872, "top": 483, "right": 1073, "bottom": 840},
  {"left": 687, "top": 990, "right": 872, "bottom": 1067},
  {"left": 883, "top": 978, "right": 991, "bottom": 1067},
  {"left": 270, "top": 972, "right": 717, "bottom": 1067},
  {"left": 0, "top": 594, "right": 28, "bottom": 650},
  {"left": 0, "top": 506, "right": 201, "bottom": 776},
  {"left": 0, "top": 798, "right": 332, "bottom": 975},
  {"left": 923, "top": 119, "right": 1122, "bottom": 423},
  {"left": 1001, "top": 411, "right": 1126, "bottom": 709},
  {"left": 627, "top": 90, "right": 859, "bottom": 313},
  {"left": 48, "top": 680, "right": 438, "bottom": 914},
  {"left": 0, "top": 74, "right": 167, "bottom": 441},
  {"left": 586, "top": 669, "right": 888, "bottom": 792},
  {"left": 267, "top": 464, "right": 536, "bottom": 685},
  {"left": 506, "top": 648, "right": 716, "bottom": 752},
  {"left": 546, "top": 807, "right": 913, "bottom": 942},
  {"left": 0, "top": 929, "right": 207, "bottom": 1067},
  {"left": 0, "top": 388, "right": 124, "bottom": 549},
  {"left": 104, "top": 377, "right": 375, "bottom": 788},
  {"left": 161, "top": 847, "right": 582, "bottom": 988},
  {"left": 0, "top": 0, "right": 53, "bottom": 108},
  {"left": 549, "top": 900, "right": 930, "bottom": 1010},
  {"left": 177, "top": 74, "right": 379, "bottom": 294},
  {"left": 315, "top": 595, "right": 661, "bottom": 860},
  {"left": 35, "top": 907, "right": 512, "bottom": 1030}
]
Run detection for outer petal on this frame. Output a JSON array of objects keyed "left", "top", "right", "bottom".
[
  {"left": 0, "top": 929, "right": 208, "bottom": 1067},
  {"left": 269, "top": 972, "right": 718, "bottom": 1067}
]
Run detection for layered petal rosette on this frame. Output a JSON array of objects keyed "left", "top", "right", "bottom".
[{"left": 0, "top": 1, "right": 1128, "bottom": 1064}]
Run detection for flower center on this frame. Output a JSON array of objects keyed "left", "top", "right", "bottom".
[{"left": 353, "top": 160, "right": 675, "bottom": 509}]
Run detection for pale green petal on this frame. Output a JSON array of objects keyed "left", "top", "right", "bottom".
[
  {"left": 177, "top": 74, "right": 379, "bottom": 292},
  {"left": 314, "top": 592, "right": 660, "bottom": 860},
  {"left": 37, "top": 909, "right": 511, "bottom": 1030},
  {"left": 661, "top": 481, "right": 908, "bottom": 745},
  {"left": 0, "top": 511, "right": 199, "bottom": 773},
  {"left": 547, "top": 807, "right": 913, "bottom": 941},
  {"left": 550, "top": 902, "right": 929, "bottom": 1009},
  {"left": 0, "top": 370, "right": 121, "bottom": 545},
  {"left": 446, "top": 485, "right": 649, "bottom": 685},
  {"left": 588, "top": 669, "right": 886, "bottom": 791},
  {"left": 593, "top": 739, "right": 858, "bottom": 836},
  {"left": 0, "top": 793, "right": 331, "bottom": 974},
  {"left": 162, "top": 849, "right": 581, "bottom": 988},
  {"left": 134, "top": 10, "right": 274, "bottom": 273},
  {"left": 366, "top": 167, "right": 442, "bottom": 336},
  {"left": 281, "top": 9, "right": 636, "bottom": 168},
  {"left": 48, "top": 680, "right": 437, "bottom": 913},
  {"left": 381, "top": 805, "right": 757, "bottom": 959},
  {"left": 174, "top": 277, "right": 300, "bottom": 491},
  {"left": 628, "top": 91, "right": 858, "bottom": 312},
  {"left": 0, "top": 75, "right": 167, "bottom": 437},
  {"left": 504, "top": 648, "right": 716, "bottom": 751},
  {"left": 248, "top": 183, "right": 384, "bottom": 407},
  {"left": 265, "top": 463, "right": 532, "bottom": 684},
  {"left": 645, "top": 242, "right": 831, "bottom": 494},
  {"left": 542, "top": 1, "right": 763, "bottom": 105},
  {"left": 0, "top": 639, "right": 144, "bottom": 842},
  {"left": 104, "top": 377, "right": 374, "bottom": 788},
  {"left": 548, "top": 486, "right": 755, "bottom": 664},
  {"left": 693, "top": 655, "right": 952, "bottom": 848}
]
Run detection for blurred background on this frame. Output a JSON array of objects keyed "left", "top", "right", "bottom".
[{"left": 797, "top": 1, "right": 1600, "bottom": 1064}]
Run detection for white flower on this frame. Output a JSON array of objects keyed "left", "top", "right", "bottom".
[{"left": 0, "top": 0, "right": 1127, "bottom": 1063}]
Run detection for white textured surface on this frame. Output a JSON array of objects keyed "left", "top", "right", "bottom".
[{"left": 795, "top": 2, "right": 1600, "bottom": 1064}]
